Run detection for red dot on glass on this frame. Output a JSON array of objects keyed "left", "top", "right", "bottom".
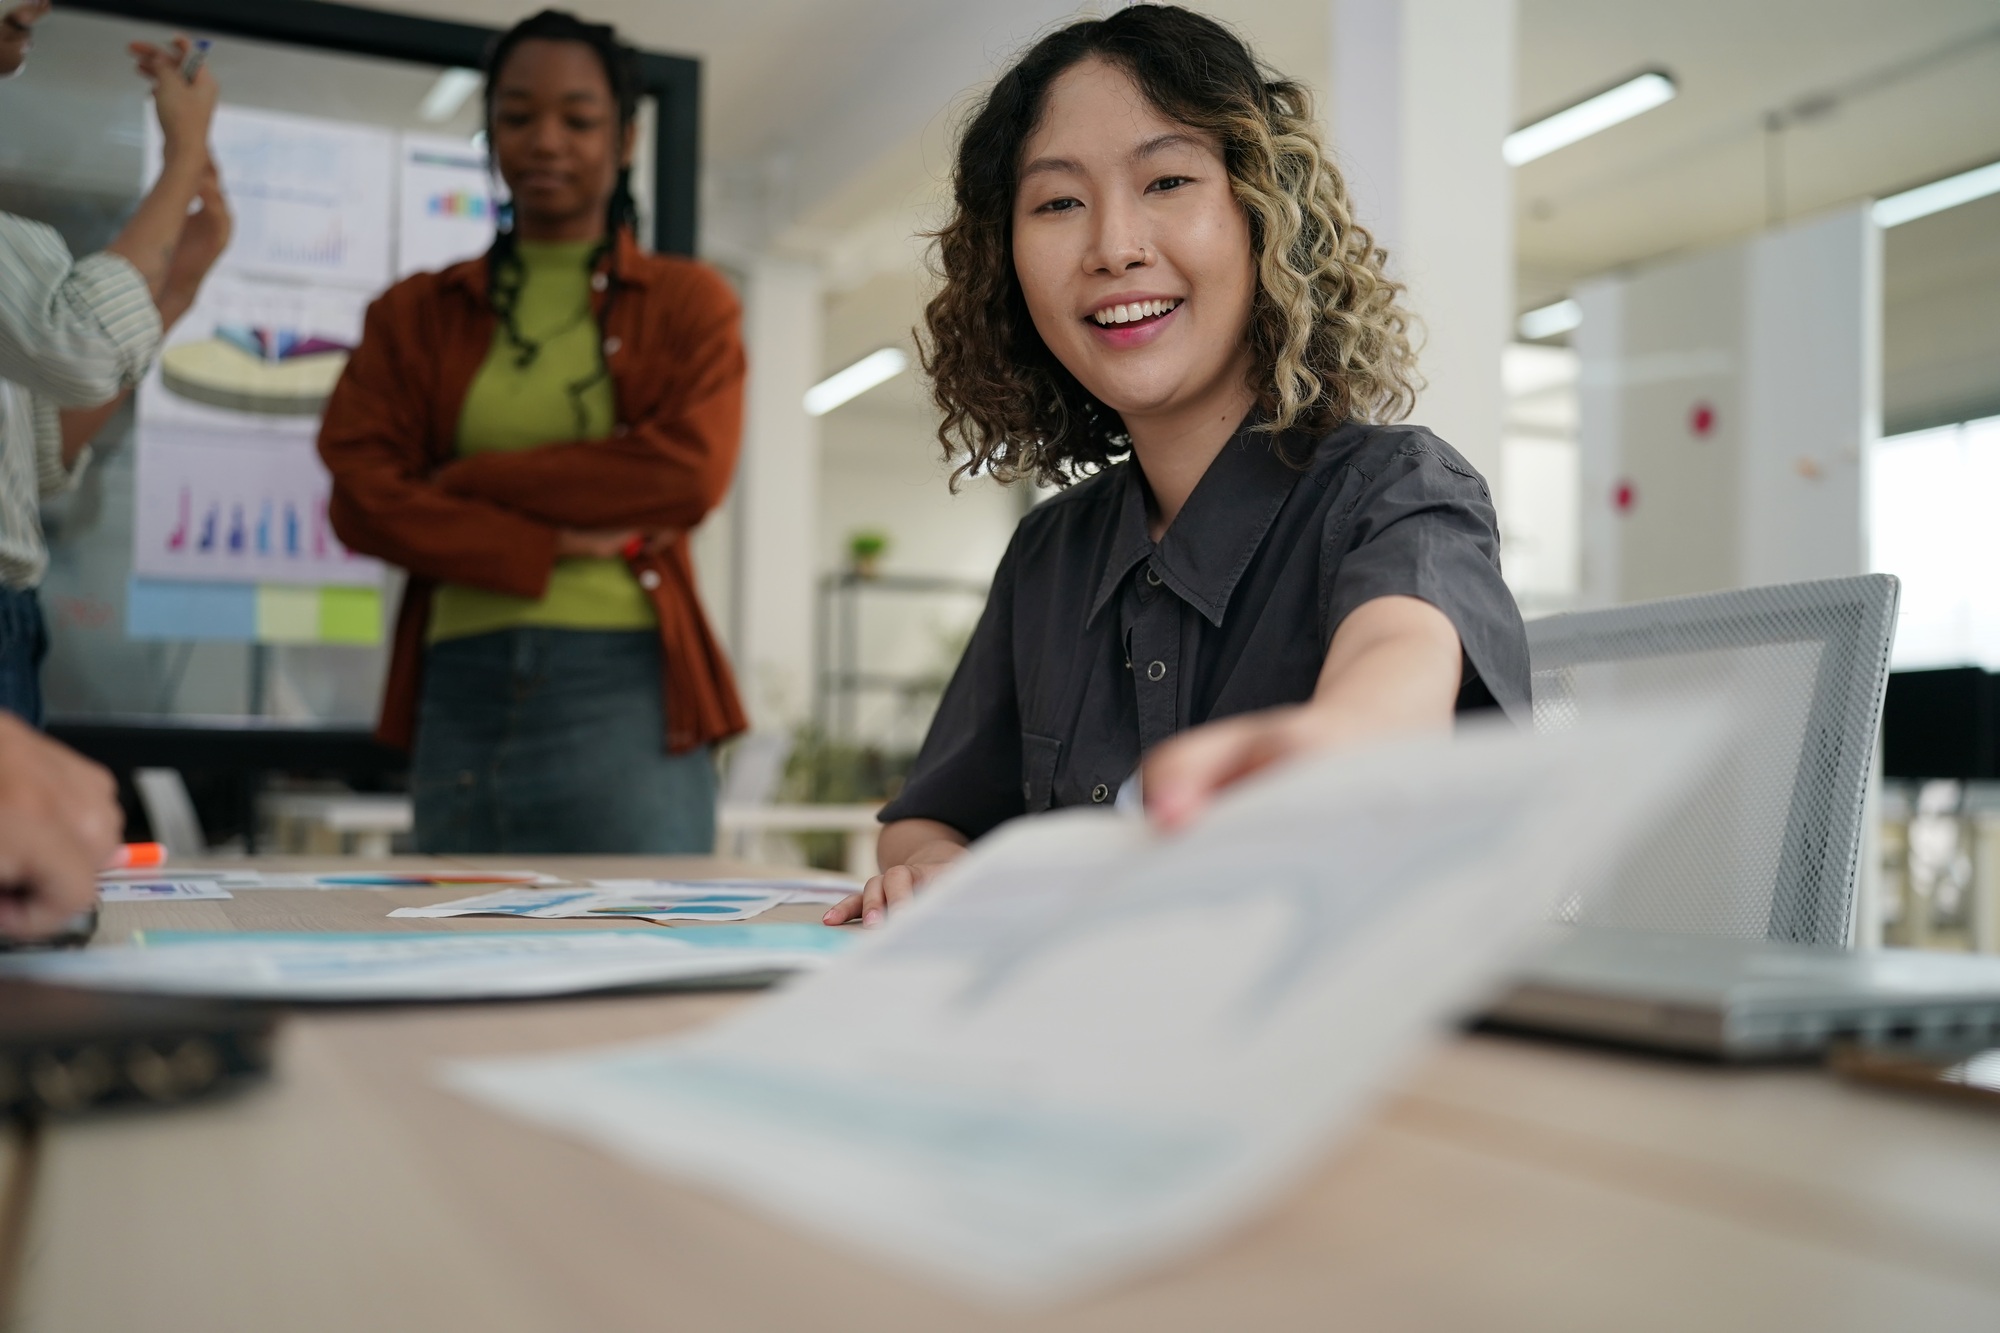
[
  {"left": 1690, "top": 402, "right": 1716, "bottom": 437},
  {"left": 1613, "top": 480, "right": 1636, "bottom": 513}
]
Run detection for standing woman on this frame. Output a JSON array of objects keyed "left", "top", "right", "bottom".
[
  {"left": 829, "top": 4, "right": 1530, "bottom": 925},
  {"left": 320, "top": 10, "right": 745, "bottom": 853}
]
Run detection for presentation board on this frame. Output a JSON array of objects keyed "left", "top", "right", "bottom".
[{"left": 130, "top": 104, "right": 503, "bottom": 640}]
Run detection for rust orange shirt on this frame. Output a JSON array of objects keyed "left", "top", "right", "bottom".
[{"left": 318, "top": 230, "right": 747, "bottom": 754}]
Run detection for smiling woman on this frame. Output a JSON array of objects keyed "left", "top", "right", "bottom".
[
  {"left": 826, "top": 4, "right": 1530, "bottom": 928},
  {"left": 924, "top": 8, "right": 1416, "bottom": 494}
]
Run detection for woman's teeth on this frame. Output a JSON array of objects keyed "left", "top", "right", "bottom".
[{"left": 1091, "top": 298, "right": 1181, "bottom": 327}]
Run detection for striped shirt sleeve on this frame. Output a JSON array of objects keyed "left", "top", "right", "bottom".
[
  {"left": 27, "top": 393, "right": 89, "bottom": 499},
  {"left": 0, "top": 212, "right": 163, "bottom": 407}
]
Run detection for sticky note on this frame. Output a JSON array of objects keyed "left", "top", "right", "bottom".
[
  {"left": 254, "top": 585, "right": 319, "bottom": 642},
  {"left": 126, "top": 577, "right": 256, "bottom": 641},
  {"left": 317, "top": 585, "right": 382, "bottom": 644}
]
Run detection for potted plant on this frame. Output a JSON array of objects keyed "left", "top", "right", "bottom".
[{"left": 848, "top": 529, "right": 889, "bottom": 578}]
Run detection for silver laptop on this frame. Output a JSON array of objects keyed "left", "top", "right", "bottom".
[
  {"left": 1483, "top": 575, "right": 1960, "bottom": 1060},
  {"left": 1487, "top": 929, "right": 2000, "bottom": 1060}
]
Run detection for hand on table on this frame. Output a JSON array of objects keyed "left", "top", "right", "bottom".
[
  {"left": 0, "top": 714, "right": 120, "bottom": 939},
  {"left": 823, "top": 837, "right": 966, "bottom": 928}
]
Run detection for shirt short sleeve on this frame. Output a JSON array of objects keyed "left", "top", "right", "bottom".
[
  {"left": 0, "top": 214, "right": 162, "bottom": 406},
  {"left": 878, "top": 530, "right": 1026, "bottom": 839},
  {"left": 1318, "top": 429, "right": 1531, "bottom": 720}
]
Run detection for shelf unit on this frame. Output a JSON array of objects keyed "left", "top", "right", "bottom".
[{"left": 814, "top": 570, "right": 989, "bottom": 743}]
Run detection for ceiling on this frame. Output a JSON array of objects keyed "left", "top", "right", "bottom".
[{"left": 1513, "top": 0, "right": 2000, "bottom": 302}]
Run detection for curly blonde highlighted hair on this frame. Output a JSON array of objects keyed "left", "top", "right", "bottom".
[{"left": 922, "top": 4, "right": 1419, "bottom": 489}]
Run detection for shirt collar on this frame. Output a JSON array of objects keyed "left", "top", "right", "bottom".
[{"left": 1087, "top": 420, "right": 1307, "bottom": 628}]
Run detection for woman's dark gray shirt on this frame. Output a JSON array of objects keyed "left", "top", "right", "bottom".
[{"left": 879, "top": 421, "right": 1531, "bottom": 840}]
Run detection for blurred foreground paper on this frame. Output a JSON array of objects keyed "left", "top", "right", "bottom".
[{"left": 445, "top": 712, "right": 1720, "bottom": 1305}]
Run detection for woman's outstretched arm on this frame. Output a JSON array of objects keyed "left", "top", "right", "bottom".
[{"left": 1142, "top": 594, "right": 1462, "bottom": 830}]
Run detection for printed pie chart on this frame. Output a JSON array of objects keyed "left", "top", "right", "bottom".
[{"left": 160, "top": 332, "right": 350, "bottom": 417}]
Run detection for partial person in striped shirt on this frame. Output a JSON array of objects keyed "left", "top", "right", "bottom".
[{"left": 0, "top": 3, "right": 230, "bottom": 724}]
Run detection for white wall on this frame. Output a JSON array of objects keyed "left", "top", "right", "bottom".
[{"left": 1574, "top": 204, "right": 1878, "bottom": 604}]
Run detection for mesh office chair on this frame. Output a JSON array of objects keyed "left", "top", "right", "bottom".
[{"left": 1526, "top": 574, "right": 1899, "bottom": 946}]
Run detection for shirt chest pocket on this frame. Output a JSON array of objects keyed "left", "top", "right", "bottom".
[{"left": 1020, "top": 732, "right": 1062, "bottom": 813}]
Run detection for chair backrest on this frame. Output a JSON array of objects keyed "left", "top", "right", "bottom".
[
  {"left": 132, "top": 767, "right": 208, "bottom": 859},
  {"left": 718, "top": 732, "right": 795, "bottom": 809},
  {"left": 1526, "top": 574, "right": 1898, "bottom": 946}
]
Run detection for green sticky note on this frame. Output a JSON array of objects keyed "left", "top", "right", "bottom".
[
  {"left": 255, "top": 585, "right": 319, "bottom": 642},
  {"left": 318, "top": 585, "right": 382, "bottom": 644}
]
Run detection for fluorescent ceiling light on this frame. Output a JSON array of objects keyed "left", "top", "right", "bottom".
[
  {"left": 1517, "top": 298, "right": 1582, "bottom": 341},
  {"left": 1873, "top": 160, "right": 2000, "bottom": 228},
  {"left": 419, "top": 68, "right": 482, "bottom": 123},
  {"left": 805, "top": 348, "right": 909, "bottom": 416},
  {"left": 1505, "top": 71, "right": 1676, "bottom": 166}
]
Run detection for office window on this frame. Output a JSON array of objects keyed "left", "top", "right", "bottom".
[{"left": 1871, "top": 413, "right": 2000, "bottom": 669}]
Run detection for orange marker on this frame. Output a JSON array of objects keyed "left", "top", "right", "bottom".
[{"left": 105, "top": 842, "right": 167, "bottom": 871}]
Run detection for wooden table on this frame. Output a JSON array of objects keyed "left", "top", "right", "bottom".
[{"left": 15, "top": 857, "right": 2000, "bottom": 1332}]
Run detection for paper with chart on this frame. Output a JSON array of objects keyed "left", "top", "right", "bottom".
[
  {"left": 133, "top": 106, "right": 392, "bottom": 591},
  {"left": 447, "top": 711, "right": 1724, "bottom": 1306},
  {"left": 392, "top": 879, "right": 861, "bottom": 924},
  {"left": 95, "top": 880, "right": 233, "bottom": 902},
  {"left": 0, "top": 928, "right": 854, "bottom": 1002},
  {"left": 146, "top": 105, "right": 394, "bottom": 291},
  {"left": 398, "top": 132, "right": 502, "bottom": 278}
]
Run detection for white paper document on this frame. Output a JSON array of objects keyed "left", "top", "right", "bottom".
[
  {"left": 392, "top": 887, "right": 782, "bottom": 923},
  {"left": 392, "top": 879, "right": 861, "bottom": 924},
  {"left": 95, "top": 880, "right": 234, "bottom": 902},
  {"left": 592, "top": 878, "right": 861, "bottom": 906},
  {"left": 445, "top": 713, "right": 1720, "bottom": 1306},
  {"left": 0, "top": 928, "right": 854, "bottom": 1002},
  {"left": 202, "top": 870, "right": 562, "bottom": 891}
]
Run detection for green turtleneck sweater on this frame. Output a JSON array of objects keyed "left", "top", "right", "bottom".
[{"left": 429, "top": 239, "right": 656, "bottom": 643}]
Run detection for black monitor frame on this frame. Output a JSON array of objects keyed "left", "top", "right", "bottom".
[{"left": 57, "top": 0, "right": 701, "bottom": 255}]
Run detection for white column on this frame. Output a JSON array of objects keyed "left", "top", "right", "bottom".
[
  {"left": 735, "top": 256, "right": 823, "bottom": 728},
  {"left": 1328, "top": 0, "right": 1516, "bottom": 490},
  {"left": 1740, "top": 204, "right": 1878, "bottom": 587}
]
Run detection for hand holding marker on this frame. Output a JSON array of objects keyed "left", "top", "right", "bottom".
[{"left": 179, "top": 35, "right": 209, "bottom": 82}]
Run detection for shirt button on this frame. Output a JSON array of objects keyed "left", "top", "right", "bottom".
[
  {"left": 1022, "top": 781, "right": 1033, "bottom": 800},
  {"left": 1144, "top": 566, "right": 1162, "bottom": 587},
  {"left": 1147, "top": 660, "right": 1166, "bottom": 681},
  {"left": 1091, "top": 783, "right": 1109, "bottom": 803},
  {"left": 603, "top": 335, "right": 622, "bottom": 356},
  {"left": 591, "top": 272, "right": 609, "bottom": 292},
  {"left": 638, "top": 569, "right": 661, "bottom": 590}
]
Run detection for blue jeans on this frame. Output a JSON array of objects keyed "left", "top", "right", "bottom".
[
  {"left": 411, "top": 628, "right": 716, "bottom": 854},
  {"left": 0, "top": 586, "right": 46, "bottom": 727}
]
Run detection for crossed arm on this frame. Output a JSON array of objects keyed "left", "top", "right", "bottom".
[{"left": 319, "top": 287, "right": 744, "bottom": 589}]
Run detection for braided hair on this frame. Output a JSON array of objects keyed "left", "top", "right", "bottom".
[{"left": 482, "top": 9, "right": 642, "bottom": 432}]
